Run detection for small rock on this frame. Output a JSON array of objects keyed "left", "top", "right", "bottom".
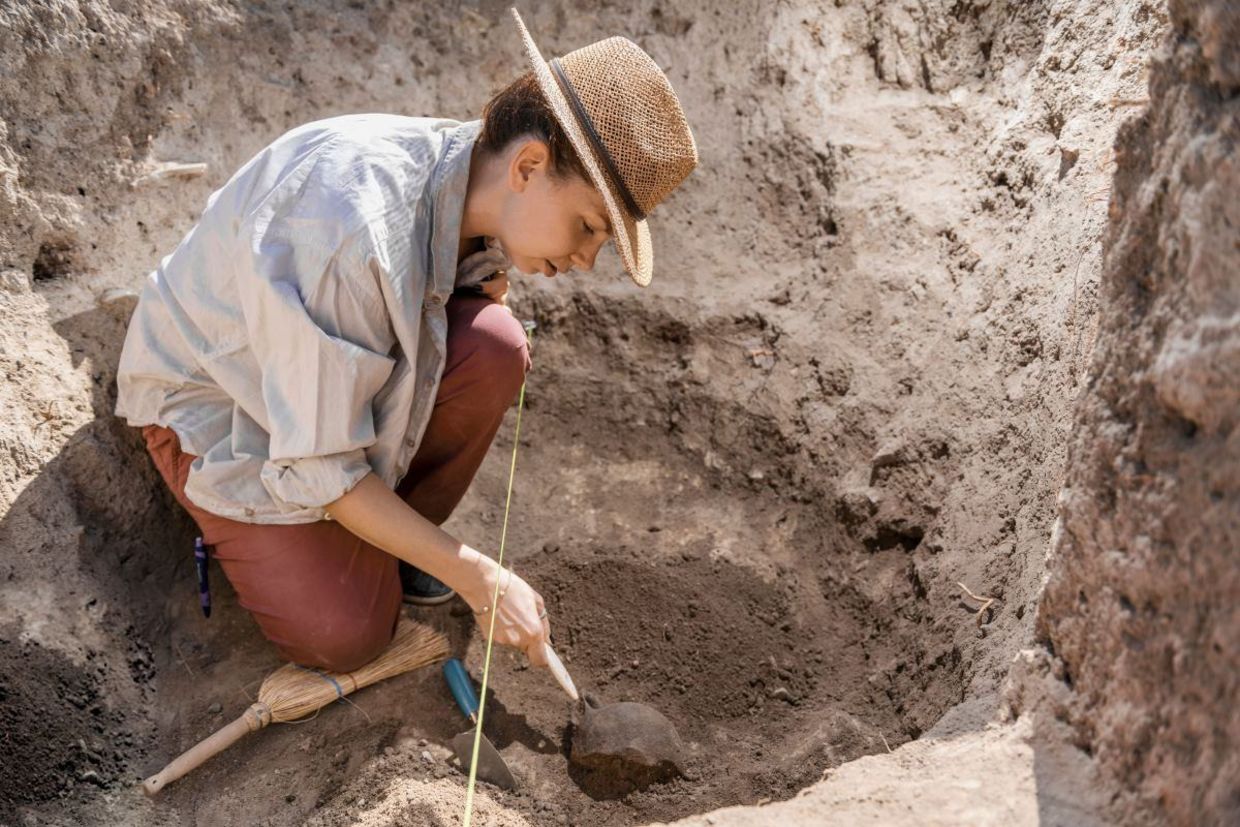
[
  {"left": 78, "top": 770, "right": 102, "bottom": 785},
  {"left": 769, "top": 686, "right": 798, "bottom": 704},
  {"left": 542, "top": 541, "right": 561, "bottom": 554},
  {"left": 0, "top": 268, "right": 33, "bottom": 295},
  {"left": 332, "top": 749, "right": 348, "bottom": 767},
  {"left": 96, "top": 286, "right": 138, "bottom": 305},
  {"left": 383, "top": 746, "right": 395, "bottom": 757},
  {"left": 417, "top": 738, "right": 428, "bottom": 747},
  {"left": 285, "top": 793, "right": 296, "bottom": 803},
  {"left": 421, "top": 750, "right": 435, "bottom": 764},
  {"left": 748, "top": 468, "right": 765, "bottom": 481},
  {"left": 208, "top": 702, "right": 222, "bottom": 715}
]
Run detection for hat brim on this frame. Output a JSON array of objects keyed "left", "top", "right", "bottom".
[{"left": 509, "top": 7, "right": 653, "bottom": 287}]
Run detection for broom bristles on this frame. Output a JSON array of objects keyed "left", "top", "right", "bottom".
[
  {"left": 258, "top": 616, "right": 450, "bottom": 722},
  {"left": 142, "top": 616, "right": 449, "bottom": 796}
]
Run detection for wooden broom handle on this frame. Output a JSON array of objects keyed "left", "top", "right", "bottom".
[{"left": 142, "top": 703, "right": 270, "bottom": 796}]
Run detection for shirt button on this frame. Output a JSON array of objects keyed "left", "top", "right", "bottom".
[{"left": 244, "top": 506, "right": 254, "bottom": 516}]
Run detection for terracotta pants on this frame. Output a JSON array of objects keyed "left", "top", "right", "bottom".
[{"left": 140, "top": 293, "right": 531, "bottom": 672}]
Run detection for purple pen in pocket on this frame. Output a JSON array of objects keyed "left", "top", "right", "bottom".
[{"left": 194, "top": 536, "right": 211, "bottom": 618}]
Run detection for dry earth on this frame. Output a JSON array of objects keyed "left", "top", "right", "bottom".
[{"left": 0, "top": 2, "right": 1233, "bottom": 826}]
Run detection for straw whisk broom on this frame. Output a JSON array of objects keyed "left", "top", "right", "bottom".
[{"left": 142, "top": 616, "right": 450, "bottom": 796}]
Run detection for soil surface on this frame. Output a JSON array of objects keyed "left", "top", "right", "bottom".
[{"left": 4, "top": 2, "right": 1227, "bottom": 827}]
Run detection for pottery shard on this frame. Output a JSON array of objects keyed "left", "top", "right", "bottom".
[{"left": 570, "top": 696, "right": 685, "bottom": 783}]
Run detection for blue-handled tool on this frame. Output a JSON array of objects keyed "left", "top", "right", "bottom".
[
  {"left": 443, "top": 658, "right": 516, "bottom": 790},
  {"left": 194, "top": 536, "right": 211, "bottom": 618}
]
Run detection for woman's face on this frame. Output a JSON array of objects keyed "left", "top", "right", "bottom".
[{"left": 495, "top": 139, "right": 613, "bottom": 279}]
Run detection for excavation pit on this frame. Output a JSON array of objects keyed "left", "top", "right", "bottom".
[{"left": 0, "top": 1, "right": 1177, "bottom": 824}]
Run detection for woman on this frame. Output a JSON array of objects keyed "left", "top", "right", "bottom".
[{"left": 114, "top": 8, "right": 698, "bottom": 675}]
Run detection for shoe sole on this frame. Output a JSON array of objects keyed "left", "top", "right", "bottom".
[{"left": 402, "top": 590, "right": 457, "bottom": 607}]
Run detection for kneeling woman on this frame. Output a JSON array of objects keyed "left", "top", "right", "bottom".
[{"left": 114, "top": 8, "right": 698, "bottom": 674}]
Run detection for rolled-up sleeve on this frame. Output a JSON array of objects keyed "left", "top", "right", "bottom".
[{"left": 232, "top": 162, "right": 398, "bottom": 512}]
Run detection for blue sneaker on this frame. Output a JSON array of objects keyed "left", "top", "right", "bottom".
[{"left": 399, "top": 561, "right": 456, "bottom": 606}]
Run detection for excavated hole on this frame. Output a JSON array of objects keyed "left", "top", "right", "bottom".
[{"left": 414, "top": 295, "right": 969, "bottom": 823}]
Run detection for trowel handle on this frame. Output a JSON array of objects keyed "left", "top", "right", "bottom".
[
  {"left": 544, "top": 643, "right": 579, "bottom": 701},
  {"left": 443, "top": 658, "right": 479, "bottom": 722}
]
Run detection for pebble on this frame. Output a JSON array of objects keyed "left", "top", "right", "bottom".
[
  {"left": 208, "top": 702, "right": 222, "bottom": 714},
  {"left": 421, "top": 750, "right": 435, "bottom": 764},
  {"left": 383, "top": 746, "right": 395, "bottom": 757},
  {"left": 96, "top": 286, "right": 138, "bottom": 305},
  {"left": 769, "top": 686, "right": 798, "bottom": 704}
]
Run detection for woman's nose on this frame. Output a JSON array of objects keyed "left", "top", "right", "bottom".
[{"left": 572, "top": 243, "right": 602, "bottom": 272}]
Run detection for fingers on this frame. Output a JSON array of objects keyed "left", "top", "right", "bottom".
[
  {"left": 535, "top": 594, "right": 552, "bottom": 644},
  {"left": 472, "top": 569, "right": 554, "bottom": 668},
  {"left": 525, "top": 638, "right": 550, "bottom": 668},
  {"left": 481, "top": 271, "right": 509, "bottom": 300}
]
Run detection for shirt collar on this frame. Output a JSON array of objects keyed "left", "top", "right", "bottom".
[{"left": 427, "top": 118, "right": 484, "bottom": 298}]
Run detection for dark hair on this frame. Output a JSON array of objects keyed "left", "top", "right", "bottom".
[{"left": 476, "top": 71, "right": 589, "bottom": 186}]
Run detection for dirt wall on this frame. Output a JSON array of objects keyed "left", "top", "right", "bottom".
[
  {"left": 0, "top": 1, "right": 1217, "bottom": 825},
  {"left": 1026, "top": 2, "right": 1239, "bottom": 823}
]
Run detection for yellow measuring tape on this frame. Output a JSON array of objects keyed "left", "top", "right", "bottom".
[{"left": 462, "top": 317, "right": 535, "bottom": 826}]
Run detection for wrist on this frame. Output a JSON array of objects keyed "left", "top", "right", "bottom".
[{"left": 458, "top": 546, "right": 499, "bottom": 609}]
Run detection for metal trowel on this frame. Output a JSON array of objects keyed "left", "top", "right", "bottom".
[{"left": 443, "top": 658, "right": 517, "bottom": 790}]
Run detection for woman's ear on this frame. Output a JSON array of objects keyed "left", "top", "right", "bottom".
[{"left": 510, "top": 138, "right": 550, "bottom": 190}]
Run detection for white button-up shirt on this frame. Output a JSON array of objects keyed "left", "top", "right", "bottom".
[{"left": 114, "top": 114, "right": 510, "bottom": 524}]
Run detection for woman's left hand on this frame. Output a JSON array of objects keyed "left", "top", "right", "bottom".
[{"left": 478, "top": 270, "right": 509, "bottom": 306}]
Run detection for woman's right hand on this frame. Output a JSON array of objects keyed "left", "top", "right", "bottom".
[{"left": 463, "top": 552, "right": 551, "bottom": 668}]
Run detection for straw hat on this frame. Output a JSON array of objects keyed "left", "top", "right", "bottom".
[{"left": 508, "top": 6, "right": 698, "bottom": 287}]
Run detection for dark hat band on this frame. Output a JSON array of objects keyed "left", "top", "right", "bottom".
[{"left": 549, "top": 56, "right": 646, "bottom": 221}]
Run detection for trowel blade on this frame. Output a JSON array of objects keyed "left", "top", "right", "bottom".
[{"left": 452, "top": 729, "right": 517, "bottom": 790}]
